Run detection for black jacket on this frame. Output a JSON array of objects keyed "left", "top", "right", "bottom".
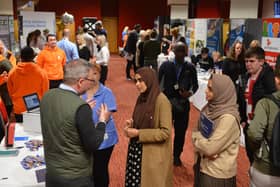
[
  {"left": 159, "top": 61, "right": 198, "bottom": 99},
  {"left": 195, "top": 55, "right": 214, "bottom": 71},
  {"left": 246, "top": 62, "right": 276, "bottom": 110},
  {"left": 124, "top": 30, "right": 138, "bottom": 54}
]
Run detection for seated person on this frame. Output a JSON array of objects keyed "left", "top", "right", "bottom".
[
  {"left": 195, "top": 47, "right": 214, "bottom": 71},
  {"left": 212, "top": 51, "right": 223, "bottom": 72}
]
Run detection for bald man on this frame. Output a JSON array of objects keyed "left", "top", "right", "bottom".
[
  {"left": 159, "top": 42, "right": 198, "bottom": 166},
  {"left": 57, "top": 28, "right": 79, "bottom": 62}
]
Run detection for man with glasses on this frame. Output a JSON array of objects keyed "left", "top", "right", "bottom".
[
  {"left": 40, "top": 59, "right": 110, "bottom": 186},
  {"left": 243, "top": 47, "right": 276, "bottom": 164}
]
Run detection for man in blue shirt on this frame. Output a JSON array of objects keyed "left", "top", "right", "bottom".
[
  {"left": 94, "top": 20, "right": 107, "bottom": 38},
  {"left": 57, "top": 28, "right": 79, "bottom": 63}
]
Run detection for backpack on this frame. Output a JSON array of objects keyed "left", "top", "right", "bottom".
[{"left": 264, "top": 95, "right": 280, "bottom": 168}]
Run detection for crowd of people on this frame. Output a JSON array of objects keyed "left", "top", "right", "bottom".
[
  {"left": 0, "top": 19, "right": 280, "bottom": 187},
  {"left": 120, "top": 23, "right": 280, "bottom": 187}
]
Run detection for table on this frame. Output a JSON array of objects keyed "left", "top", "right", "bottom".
[
  {"left": 0, "top": 123, "right": 45, "bottom": 187},
  {"left": 190, "top": 73, "right": 209, "bottom": 111}
]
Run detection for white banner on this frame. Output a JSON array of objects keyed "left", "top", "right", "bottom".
[
  {"left": 20, "top": 11, "right": 56, "bottom": 48},
  {"left": 194, "top": 19, "right": 207, "bottom": 55},
  {"left": 262, "top": 37, "right": 280, "bottom": 53}
]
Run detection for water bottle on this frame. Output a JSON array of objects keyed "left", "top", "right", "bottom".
[
  {"left": 196, "top": 63, "right": 200, "bottom": 73},
  {"left": 214, "top": 65, "right": 219, "bottom": 74}
]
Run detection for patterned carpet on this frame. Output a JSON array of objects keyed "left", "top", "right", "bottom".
[{"left": 106, "top": 55, "right": 250, "bottom": 187}]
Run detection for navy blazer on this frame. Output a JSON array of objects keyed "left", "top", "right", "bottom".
[{"left": 159, "top": 61, "right": 198, "bottom": 99}]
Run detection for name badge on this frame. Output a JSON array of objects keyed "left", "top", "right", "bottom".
[
  {"left": 104, "top": 133, "right": 108, "bottom": 140},
  {"left": 174, "top": 84, "right": 179, "bottom": 90}
]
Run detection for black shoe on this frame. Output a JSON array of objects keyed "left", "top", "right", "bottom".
[{"left": 173, "top": 157, "right": 182, "bottom": 166}]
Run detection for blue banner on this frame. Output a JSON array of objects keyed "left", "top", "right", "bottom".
[
  {"left": 206, "top": 19, "right": 223, "bottom": 55},
  {"left": 229, "top": 19, "right": 246, "bottom": 47}
]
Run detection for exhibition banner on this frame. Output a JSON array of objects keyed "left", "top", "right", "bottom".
[
  {"left": 186, "top": 19, "right": 195, "bottom": 56},
  {"left": 229, "top": 19, "right": 245, "bottom": 47},
  {"left": 206, "top": 19, "right": 223, "bottom": 55},
  {"left": 262, "top": 18, "right": 280, "bottom": 66},
  {"left": 0, "top": 15, "right": 10, "bottom": 49},
  {"left": 194, "top": 19, "right": 207, "bottom": 56},
  {"left": 20, "top": 11, "right": 56, "bottom": 48}
]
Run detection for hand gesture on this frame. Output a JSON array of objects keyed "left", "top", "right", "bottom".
[
  {"left": 179, "top": 89, "right": 192, "bottom": 98},
  {"left": 124, "top": 127, "right": 139, "bottom": 138},
  {"left": 86, "top": 98, "right": 96, "bottom": 109},
  {"left": 124, "top": 119, "right": 134, "bottom": 138},
  {"left": 125, "top": 119, "right": 133, "bottom": 128},
  {"left": 98, "top": 103, "right": 110, "bottom": 123}
]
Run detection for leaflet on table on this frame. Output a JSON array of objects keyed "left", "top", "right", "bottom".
[
  {"left": 35, "top": 168, "right": 46, "bottom": 183},
  {"left": 199, "top": 113, "right": 214, "bottom": 138}
]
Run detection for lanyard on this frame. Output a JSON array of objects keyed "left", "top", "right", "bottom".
[{"left": 174, "top": 60, "right": 182, "bottom": 81}]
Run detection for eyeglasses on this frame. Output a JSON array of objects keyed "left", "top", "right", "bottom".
[
  {"left": 84, "top": 78, "right": 95, "bottom": 82},
  {"left": 134, "top": 78, "right": 143, "bottom": 84}
]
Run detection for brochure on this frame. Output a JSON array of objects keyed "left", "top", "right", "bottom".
[{"left": 199, "top": 113, "right": 214, "bottom": 138}]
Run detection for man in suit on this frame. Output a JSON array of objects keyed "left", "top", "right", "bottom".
[{"left": 159, "top": 42, "right": 198, "bottom": 166}]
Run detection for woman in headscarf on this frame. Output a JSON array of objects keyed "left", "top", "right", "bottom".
[
  {"left": 192, "top": 74, "right": 240, "bottom": 187},
  {"left": 124, "top": 67, "right": 173, "bottom": 187}
]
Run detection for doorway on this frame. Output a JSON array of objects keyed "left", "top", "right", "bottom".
[{"left": 102, "top": 17, "right": 118, "bottom": 53}]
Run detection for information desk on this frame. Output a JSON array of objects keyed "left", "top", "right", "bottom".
[
  {"left": 0, "top": 123, "right": 45, "bottom": 187},
  {"left": 190, "top": 73, "right": 209, "bottom": 111}
]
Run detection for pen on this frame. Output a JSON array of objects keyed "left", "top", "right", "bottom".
[
  {"left": 0, "top": 177, "right": 8, "bottom": 180},
  {"left": 15, "top": 146, "right": 24, "bottom": 149}
]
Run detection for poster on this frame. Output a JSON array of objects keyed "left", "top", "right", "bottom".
[
  {"left": 0, "top": 15, "right": 10, "bottom": 49},
  {"left": 194, "top": 19, "right": 207, "bottom": 56},
  {"left": 229, "top": 19, "right": 245, "bottom": 47},
  {"left": 8, "top": 16, "right": 17, "bottom": 53},
  {"left": 206, "top": 19, "right": 223, "bottom": 55},
  {"left": 262, "top": 18, "right": 280, "bottom": 66},
  {"left": 186, "top": 19, "right": 195, "bottom": 56},
  {"left": 20, "top": 11, "right": 56, "bottom": 48}
]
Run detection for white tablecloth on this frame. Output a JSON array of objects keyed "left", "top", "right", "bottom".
[
  {"left": 190, "top": 73, "right": 209, "bottom": 111},
  {"left": 0, "top": 124, "right": 45, "bottom": 187}
]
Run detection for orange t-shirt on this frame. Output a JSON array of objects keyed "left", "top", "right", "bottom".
[{"left": 36, "top": 46, "right": 66, "bottom": 80}]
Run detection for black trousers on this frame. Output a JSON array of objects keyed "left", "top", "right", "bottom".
[
  {"left": 125, "top": 57, "right": 136, "bottom": 79},
  {"left": 100, "top": 65, "right": 108, "bottom": 85},
  {"left": 172, "top": 102, "right": 190, "bottom": 159},
  {"left": 93, "top": 146, "right": 114, "bottom": 187}
]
